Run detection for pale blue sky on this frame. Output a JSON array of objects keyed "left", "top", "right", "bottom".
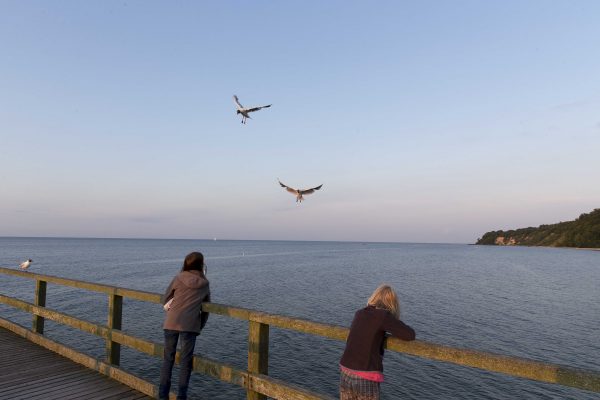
[{"left": 1, "top": 1, "right": 599, "bottom": 242}]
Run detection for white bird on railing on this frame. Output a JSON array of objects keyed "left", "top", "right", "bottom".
[
  {"left": 233, "top": 95, "right": 271, "bottom": 124},
  {"left": 278, "top": 180, "right": 323, "bottom": 203},
  {"left": 19, "top": 259, "right": 33, "bottom": 270}
]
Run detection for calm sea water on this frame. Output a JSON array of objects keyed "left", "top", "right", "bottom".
[{"left": 1, "top": 238, "right": 599, "bottom": 399}]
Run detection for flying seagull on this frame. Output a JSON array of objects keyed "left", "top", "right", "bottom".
[
  {"left": 233, "top": 95, "right": 271, "bottom": 124},
  {"left": 19, "top": 259, "right": 33, "bottom": 270},
  {"left": 278, "top": 180, "right": 323, "bottom": 203}
]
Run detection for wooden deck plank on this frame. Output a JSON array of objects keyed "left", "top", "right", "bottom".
[
  {"left": 0, "top": 327, "right": 152, "bottom": 400},
  {"left": 1, "top": 362, "right": 81, "bottom": 379},
  {"left": 1, "top": 368, "right": 100, "bottom": 397},
  {"left": 79, "top": 386, "right": 140, "bottom": 400},
  {"left": 0, "top": 349, "right": 65, "bottom": 362},
  {"left": 1, "top": 366, "right": 85, "bottom": 388},
  {"left": 47, "top": 387, "right": 134, "bottom": 400},
  {"left": 8, "top": 371, "right": 111, "bottom": 399},
  {"left": 109, "top": 392, "right": 155, "bottom": 400},
  {"left": 31, "top": 376, "right": 127, "bottom": 399},
  {"left": 14, "top": 375, "right": 130, "bottom": 400},
  {"left": 2, "top": 370, "right": 93, "bottom": 393},
  {"left": 0, "top": 358, "right": 75, "bottom": 376},
  {"left": 0, "top": 353, "right": 65, "bottom": 366},
  {"left": 62, "top": 390, "right": 136, "bottom": 400},
  {"left": 100, "top": 390, "right": 147, "bottom": 400},
  {"left": 0, "top": 356, "right": 68, "bottom": 368}
]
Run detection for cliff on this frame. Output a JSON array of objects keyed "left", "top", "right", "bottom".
[{"left": 475, "top": 208, "right": 600, "bottom": 248}]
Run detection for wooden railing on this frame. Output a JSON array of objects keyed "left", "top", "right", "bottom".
[{"left": 1, "top": 266, "right": 599, "bottom": 399}]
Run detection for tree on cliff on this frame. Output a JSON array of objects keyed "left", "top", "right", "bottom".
[{"left": 475, "top": 208, "right": 600, "bottom": 248}]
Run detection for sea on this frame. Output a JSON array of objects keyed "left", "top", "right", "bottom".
[{"left": 0, "top": 237, "right": 599, "bottom": 400}]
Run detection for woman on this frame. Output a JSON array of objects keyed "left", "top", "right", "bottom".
[
  {"left": 339, "top": 284, "right": 415, "bottom": 400},
  {"left": 159, "top": 252, "right": 211, "bottom": 400}
]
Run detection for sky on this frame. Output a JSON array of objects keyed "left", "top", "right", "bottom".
[{"left": 1, "top": 1, "right": 599, "bottom": 243}]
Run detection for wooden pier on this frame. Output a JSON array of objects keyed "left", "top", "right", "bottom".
[
  {"left": 1, "top": 266, "right": 599, "bottom": 399},
  {"left": 0, "top": 327, "right": 150, "bottom": 400}
]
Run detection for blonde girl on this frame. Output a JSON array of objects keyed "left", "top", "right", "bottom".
[{"left": 339, "top": 285, "right": 415, "bottom": 400}]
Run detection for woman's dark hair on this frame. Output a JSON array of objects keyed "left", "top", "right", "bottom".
[{"left": 182, "top": 252, "right": 204, "bottom": 272}]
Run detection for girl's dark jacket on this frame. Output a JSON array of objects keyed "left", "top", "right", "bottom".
[
  {"left": 162, "top": 270, "right": 210, "bottom": 334},
  {"left": 340, "top": 305, "right": 415, "bottom": 372}
]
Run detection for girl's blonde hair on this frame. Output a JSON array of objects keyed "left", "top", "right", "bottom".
[{"left": 367, "top": 284, "right": 400, "bottom": 319}]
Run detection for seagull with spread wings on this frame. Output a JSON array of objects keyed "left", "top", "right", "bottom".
[
  {"left": 233, "top": 95, "right": 271, "bottom": 124},
  {"left": 278, "top": 180, "right": 323, "bottom": 203}
]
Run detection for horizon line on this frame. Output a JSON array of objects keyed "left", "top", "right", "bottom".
[{"left": 0, "top": 235, "right": 470, "bottom": 246}]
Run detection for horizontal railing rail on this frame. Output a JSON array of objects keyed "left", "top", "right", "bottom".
[{"left": 1, "top": 266, "right": 599, "bottom": 399}]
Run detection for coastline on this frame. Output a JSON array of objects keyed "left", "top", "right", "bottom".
[{"left": 474, "top": 244, "right": 600, "bottom": 252}]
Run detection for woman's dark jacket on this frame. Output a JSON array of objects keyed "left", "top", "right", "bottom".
[
  {"left": 162, "top": 270, "right": 210, "bottom": 334},
  {"left": 340, "top": 305, "right": 415, "bottom": 372}
]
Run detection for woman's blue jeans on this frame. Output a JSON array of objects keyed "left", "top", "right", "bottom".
[{"left": 159, "top": 329, "right": 198, "bottom": 400}]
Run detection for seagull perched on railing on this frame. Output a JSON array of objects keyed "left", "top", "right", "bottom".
[
  {"left": 278, "top": 180, "right": 323, "bottom": 203},
  {"left": 19, "top": 259, "right": 33, "bottom": 270},
  {"left": 233, "top": 95, "right": 271, "bottom": 124}
]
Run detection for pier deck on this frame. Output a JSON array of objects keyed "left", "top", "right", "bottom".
[{"left": 0, "top": 327, "right": 152, "bottom": 400}]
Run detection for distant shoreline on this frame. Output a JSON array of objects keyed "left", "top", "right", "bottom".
[{"left": 474, "top": 244, "right": 600, "bottom": 252}]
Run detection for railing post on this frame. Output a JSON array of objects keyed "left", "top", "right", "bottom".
[
  {"left": 32, "top": 279, "right": 47, "bottom": 334},
  {"left": 247, "top": 320, "right": 269, "bottom": 400},
  {"left": 107, "top": 293, "right": 123, "bottom": 365}
]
